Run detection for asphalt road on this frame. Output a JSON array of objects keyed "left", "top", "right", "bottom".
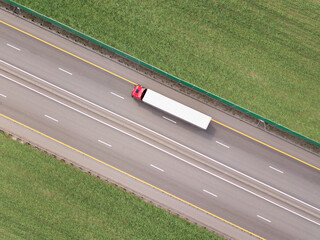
[{"left": 1, "top": 9, "right": 319, "bottom": 240}]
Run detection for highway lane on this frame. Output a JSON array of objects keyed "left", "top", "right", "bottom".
[
  {"left": 0, "top": 17, "right": 319, "bottom": 211},
  {"left": 1, "top": 53, "right": 320, "bottom": 215},
  {"left": 1, "top": 10, "right": 320, "bottom": 239},
  {"left": 1, "top": 70, "right": 320, "bottom": 240}
]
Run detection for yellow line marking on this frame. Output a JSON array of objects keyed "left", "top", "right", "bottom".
[
  {"left": 1, "top": 21, "right": 315, "bottom": 171},
  {"left": 211, "top": 119, "right": 320, "bottom": 171},
  {"left": 0, "top": 113, "right": 265, "bottom": 240},
  {"left": 0, "top": 20, "right": 138, "bottom": 86}
]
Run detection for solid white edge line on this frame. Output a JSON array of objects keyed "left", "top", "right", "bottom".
[
  {"left": 257, "top": 215, "right": 271, "bottom": 223},
  {"left": 2, "top": 72, "right": 320, "bottom": 227},
  {"left": 203, "top": 189, "right": 218, "bottom": 197},
  {"left": 58, "top": 67, "right": 73, "bottom": 75},
  {"left": 6, "top": 43, "right": 21, "bottom": 51},
  {"left": 216, "top": 141, "right": 230, "bottom": 148},
  {"left": 150, "top": 164, "right": 164, "bottom": 172},
  {"left": 44, "top": 114, "right": 58, "bottom": 122},
  {"left": 98, "top": 140, "right": 112, "bottom": 147},
  {"left": 110, "top": 92, "right": 124, "bottom": 99},
  {"left": 0, "top": 93, "right": 7, "bottom": 98},
  {"left": 162, "top": 116, "right": 176, "bottom": 124},
  {"left": 1, "top": 59, "right": 319, "bottom": 214},
  {"left": 269, "top": 166, "right": 284, "bottom": 174}
]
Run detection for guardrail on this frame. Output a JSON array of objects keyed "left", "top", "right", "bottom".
[{"left": 1, "top": 0, "right": 319, "bottom": 150}]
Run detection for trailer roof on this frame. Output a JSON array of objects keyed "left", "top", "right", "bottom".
[{"left": 143, "top": 89, "right": 211, "bottom": 130}]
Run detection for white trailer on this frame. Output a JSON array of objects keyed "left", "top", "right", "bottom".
[{"left": 132, "top": 86, "right": 211, "bottom": 130}]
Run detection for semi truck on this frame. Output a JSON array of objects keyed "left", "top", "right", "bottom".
[{"left": 132, "top": 85, "right": 211, "bottom": 130}]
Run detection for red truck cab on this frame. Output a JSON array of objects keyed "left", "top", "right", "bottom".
[{"left": 132, "top": 85, "right": 147, "bottom": 100}]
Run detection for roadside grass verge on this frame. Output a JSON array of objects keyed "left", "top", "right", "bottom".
[
  {"left": 0, "top": 133, "right": 221, "bottom": 239},
  {"left": 12, "top": 0, "right": 320, "bottom": 142}
]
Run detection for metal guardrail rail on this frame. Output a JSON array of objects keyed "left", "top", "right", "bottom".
[{"left": 1, "top": 0, "right": 319, "bottom": 150}]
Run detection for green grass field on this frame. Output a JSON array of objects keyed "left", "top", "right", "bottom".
[
  {"left": 0, "top": 133, "right": 222, "bottom": 239},
  {"left": 13, "top": 0, "right": 320, "bottom": 142}
]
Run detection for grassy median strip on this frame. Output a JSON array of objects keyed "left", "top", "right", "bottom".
[
  {"left": 13, "top": 0, "right": 320, "bottom": 142},
  {"left": 0, "top": 133, "right": 222, "bottom": 239}
]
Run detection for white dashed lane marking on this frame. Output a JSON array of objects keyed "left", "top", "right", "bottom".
[
  {"left": 257, "top": 215, "right": 271, "bottom": 223},
  {"left": 162, "top": 116, "right": 176, "bottom": 124},
  {"left": 111, "top": 92, "right": 124, "bottom": 99},
  {"left": 150, "top": 164, "right": 164, "bottom": 172},
  {"left": 7, "top": 43, "right": 21, "bottom": 51},
  {"left": 98, "top": 140, "right": 112, "bottom": 147},
  {"left": 203, "top": 189, "right": 218, "bottom": 198},
  {"left": 216, "top": 141, "right": 230, "bottom": 149},
  {"left": 45, "top": 115, "right": 58, "bottom": 122},
  {"left": 269, "top": 166, "right": 284, "bottom": 174},
  {"left": 58, "top": 68, "right": 73, "bottom": 75}
]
